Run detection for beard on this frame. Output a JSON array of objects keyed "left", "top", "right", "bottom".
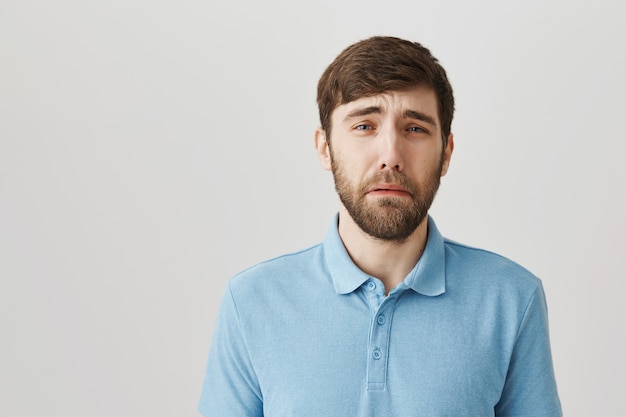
[{"left": 331, "top": 155, "right": 443, "bottom": 243}]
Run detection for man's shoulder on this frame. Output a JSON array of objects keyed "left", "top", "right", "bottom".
[
  {"left": 442, "top": 237, "right": 542, "bottom": 290},
  {"left": 229, "top": 243, "right": 325, "bottom": 290}
]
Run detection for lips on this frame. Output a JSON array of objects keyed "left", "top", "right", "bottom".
[
  {"left": 369, "top": 183, "right": 409, "bottom": 192},
  {"left": 363, "top": 171, "right": 416, "bottom": 197},
  {"left": 367, "top": 183, "right": 411, "bottom": 197}
]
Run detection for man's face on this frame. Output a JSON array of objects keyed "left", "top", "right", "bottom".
[{"left": 315, "top": 86, "right": 453, "bottom": 242}]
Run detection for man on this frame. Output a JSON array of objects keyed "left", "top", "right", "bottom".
[{"left": 199, "top": 36, "right": 562, "bottom": 416}]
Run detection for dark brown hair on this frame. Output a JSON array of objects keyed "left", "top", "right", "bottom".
[{"left": 317, "top": 36, "right": 455, "bottom": 145}]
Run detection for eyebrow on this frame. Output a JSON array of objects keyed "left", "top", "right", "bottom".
[
  {"left": 343, "top": 106, "right": 381, "bottom": 121},
  {"left": 403, "top": 110, "right": 437, "bottom": 126},
  {"left": 343, "top": 106, "right": 437, "bottom": 126}
]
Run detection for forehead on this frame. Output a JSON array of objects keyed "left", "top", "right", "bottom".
[{"left": 333, "top": 86, "right": 439, "bottom": 124}]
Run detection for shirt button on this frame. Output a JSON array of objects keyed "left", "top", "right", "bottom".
[
  {"left": 377, "top": 315, "right": 386, "bottom": 325},
  {"left": 367, "top": 281, "right": 376, "bottom": 291},
  {"left": 372, "top": 349, "right": 382, "bottom": 360}
]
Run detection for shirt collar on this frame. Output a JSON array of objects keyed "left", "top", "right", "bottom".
[{"left": 323, "top": 213, "right": 446, "bottom": 297}]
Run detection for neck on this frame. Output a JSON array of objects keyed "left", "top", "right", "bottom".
[{"left": 337, "top": 205, "right": 429, "bottom": 294}]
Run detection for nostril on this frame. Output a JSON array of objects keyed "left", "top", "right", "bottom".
[{"left": 380, "top": 163, "right": 402, "bottom": 171}]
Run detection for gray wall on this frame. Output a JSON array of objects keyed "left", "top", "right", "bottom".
[{"left": 1, "top": 0, "right": 624, "bottom": 415}]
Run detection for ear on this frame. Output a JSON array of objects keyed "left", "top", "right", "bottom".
[
  {"left": 440, "top": 133, "right": 454, "bottom": 176},
  {"left": 314, "top": 128, "right": 332, "bottom": 171}
]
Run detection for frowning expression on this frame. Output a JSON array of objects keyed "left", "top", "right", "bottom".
[{"left": 316, "top": 86, "right": 453, "bottom": 241}]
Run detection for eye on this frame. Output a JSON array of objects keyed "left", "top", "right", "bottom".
[
  {"left": 407, "top": 126, "right": 426, "bottom": 133},
  {"left": 355, "top": 124, "right": 372, "bottom": 131}
]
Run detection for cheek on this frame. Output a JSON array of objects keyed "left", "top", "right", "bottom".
[
  {"left": 409, "top": 155, "right": 443, "bottom": 184},
  {"left": 332, "top": 150, "right": 366, "bottom": 174}
]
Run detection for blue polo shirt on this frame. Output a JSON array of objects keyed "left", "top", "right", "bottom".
[{"left": 199, "top": 215, "right": 562, "bottom": 416}]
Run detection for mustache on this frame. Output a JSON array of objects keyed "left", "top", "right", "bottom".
[{"left": 359, "top": 171, "right": 419, "bottom": 197}]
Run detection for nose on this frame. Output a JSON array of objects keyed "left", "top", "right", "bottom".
[{"left": 378, "top": 127, "right": 404, "bottom": 172}]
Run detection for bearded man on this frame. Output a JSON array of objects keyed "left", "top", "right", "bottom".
[{"left": 198, "top": 36, "right": 562, "bottom": 417}]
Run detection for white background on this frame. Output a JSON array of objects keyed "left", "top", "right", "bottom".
[{"left": 1, "top": 0, "right": 624, "bottom": 415}]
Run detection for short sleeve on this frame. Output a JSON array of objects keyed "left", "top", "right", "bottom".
[
  {"left": 495, "top": 282, "right": 562, "bottom": 416},
  {"left": 198, "top": 283, "right": 263, "bottom": 417}
]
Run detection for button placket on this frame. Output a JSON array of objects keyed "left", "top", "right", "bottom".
[{"left": 366, "top": 295, "right": 397, "bottom": 391}]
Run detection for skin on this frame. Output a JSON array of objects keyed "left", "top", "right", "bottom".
[{"left": 315, "top": 86, "right": 454, "bottom": 294}]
